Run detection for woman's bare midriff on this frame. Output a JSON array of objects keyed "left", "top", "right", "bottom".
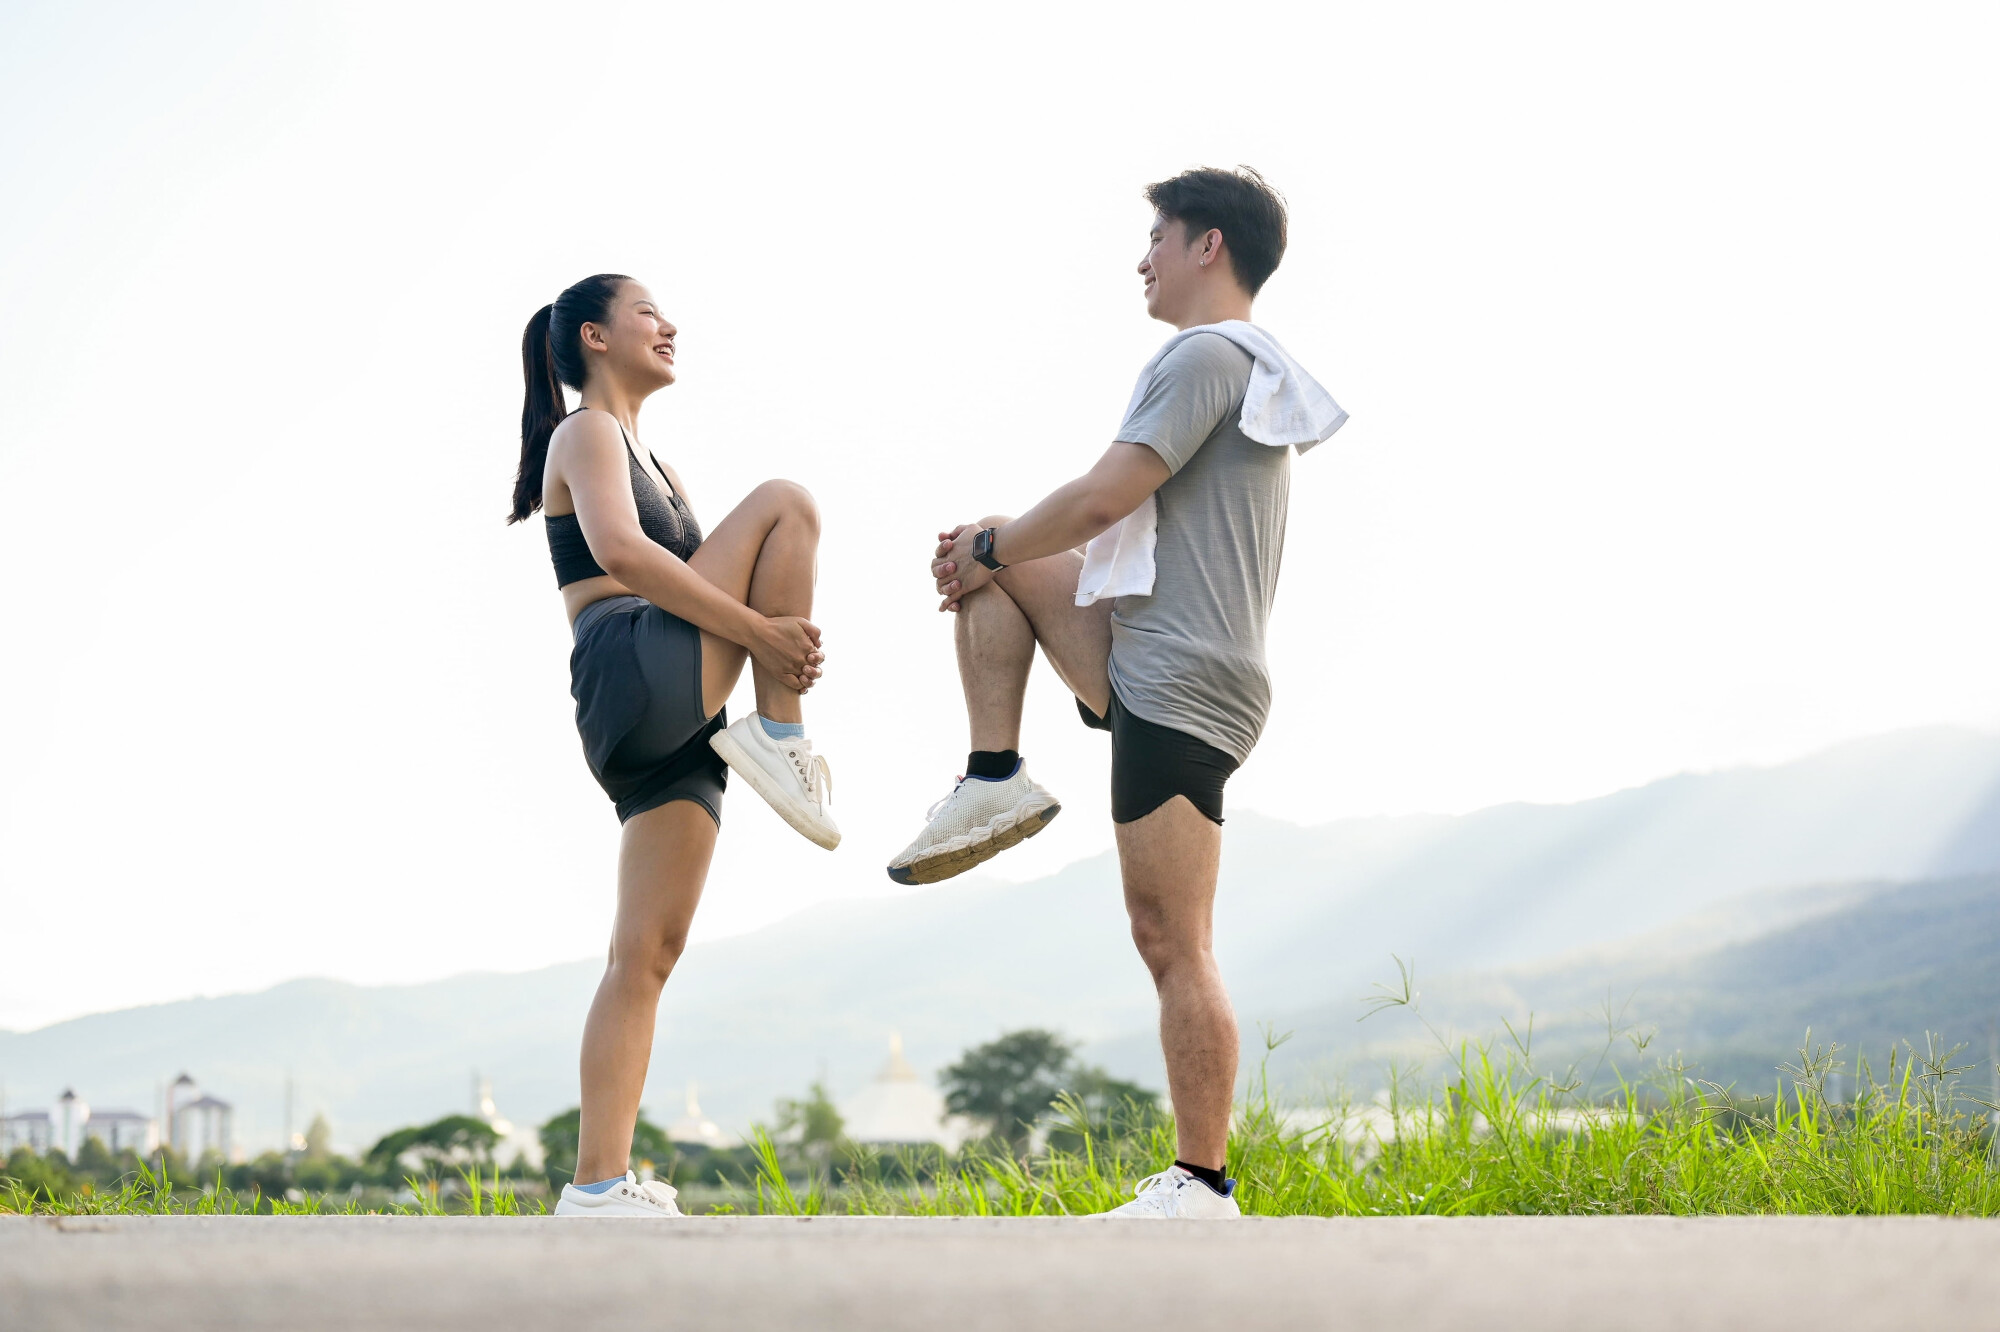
[{"left": 562, "top": 573, "right": 641, "bottom": 625}]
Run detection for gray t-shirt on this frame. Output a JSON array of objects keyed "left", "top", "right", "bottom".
[{"left": 1107, "top": 332, "right": 1289, "bottom": 764}]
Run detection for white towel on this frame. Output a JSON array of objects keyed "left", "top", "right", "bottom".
[{"left": 1075, "top": 322, "right": 1347, "bottom": 607}]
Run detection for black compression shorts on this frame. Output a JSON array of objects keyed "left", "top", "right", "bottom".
[{"left": 1077, "top": 690, "right": 1239, "bottom": 825}]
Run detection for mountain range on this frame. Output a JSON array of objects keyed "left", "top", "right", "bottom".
[{"left": 4, "top": 726, "right": 1996, "bottom": 1154}]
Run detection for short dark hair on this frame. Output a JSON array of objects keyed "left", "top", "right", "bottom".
[{"left": 1144, "top": 166, "right": 1288, "bottom": 296}]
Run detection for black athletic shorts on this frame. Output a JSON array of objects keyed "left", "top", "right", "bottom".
[
  {"left": 571, "top": 595, "right": 727, "bottom": 825},
  {"left": 1078, "top": 689, "right": 1239, "bottom": 825}
]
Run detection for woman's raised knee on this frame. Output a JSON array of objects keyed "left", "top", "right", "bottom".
[{"left": 754, "top": 478, "right": 820, "bottom": 531}]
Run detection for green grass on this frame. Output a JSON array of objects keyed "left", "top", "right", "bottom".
[
  {"left": 801, "top": 1033, "right": 2000, "bottom": 1217},
  {"left": 0, "top": 1160, "right": 538, "bottom": 1217},
  {"left": 811, "top": 970, "right": 2000, "bottom": 1218},
  {"left": 10, "top": 1014, "right": 1998, "bottom": 1219}
]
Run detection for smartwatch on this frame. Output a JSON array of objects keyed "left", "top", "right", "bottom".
[{"left": 972, "top": 527, "right": 1007, "bottom": 572}]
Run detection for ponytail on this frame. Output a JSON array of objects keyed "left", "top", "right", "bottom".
[
  {"left": 507, "top": 274, "right": 633, "bottom": 523},
  {"left": 511, "top": 304, "right": 564, "bottom": 523}
]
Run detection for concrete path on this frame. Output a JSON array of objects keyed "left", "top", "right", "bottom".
[{"left": 4, "top": 1214, "right": 1997, "bottom": 1330}]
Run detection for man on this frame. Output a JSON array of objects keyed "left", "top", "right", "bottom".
[{"left": 887, "top": 166, "right": 1347, "bottom": 1218}]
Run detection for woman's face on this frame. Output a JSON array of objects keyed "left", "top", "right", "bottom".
[{"left": 588, "top": 282, "right": 678, "bottom": 389}]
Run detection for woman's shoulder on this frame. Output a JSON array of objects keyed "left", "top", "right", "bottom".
[{"left": 549, "top": 407, "right": 625, "bottom": 456}]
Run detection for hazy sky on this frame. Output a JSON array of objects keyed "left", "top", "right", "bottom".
[{"left": 2, "top": 1, "right": 1995, "bottom": 1032}]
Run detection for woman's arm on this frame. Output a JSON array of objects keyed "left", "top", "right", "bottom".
[{"left": 555, "top": 413, "right": 821, "bottom": 689}]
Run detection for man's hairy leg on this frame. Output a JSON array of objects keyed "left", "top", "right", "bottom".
[
  {"left": 955, "top": 515, "right": 1115, "bottom": 724},
  {"left": 1118, "top": 796, "right": 1236, "bottom": 1170},
  {"left": 955, "top": 583, "right": 1035, "bottom": 752}
]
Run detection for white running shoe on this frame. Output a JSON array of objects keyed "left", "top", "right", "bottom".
[
  {"left": 1093, "top": 1166, "right": 1241, "bottom": 1219},
  {"left": 886, "top": 762, "right": 1060, "bottom": 885},
  {"left": 709, "top": 714, "right": 840, "bottom": 850},
  {"left": 553, "top": 1172, "right": 684, "bottom": 1217}
]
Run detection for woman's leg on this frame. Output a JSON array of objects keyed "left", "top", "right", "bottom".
[
  {"left": 686, "top": 480, "right": 821, "bottom": 721},
  {"left": 573, "top": 799, "right": 717, "bottom": 1184}
]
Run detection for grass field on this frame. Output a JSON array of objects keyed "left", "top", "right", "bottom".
[{"left": 10, "top": 1004, "right": 1998, "bottom": 1219}]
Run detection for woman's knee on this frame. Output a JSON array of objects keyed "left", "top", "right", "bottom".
[
  {"left": 754, "top": 478, "right": 820, "bottom": 532},
  {"left": 607, "top": 930, "right": 687, "bottom": 989}
]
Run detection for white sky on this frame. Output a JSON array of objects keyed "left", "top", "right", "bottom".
[{"left": 2, "top": 1, "right": 1995, "bottom": 1033}]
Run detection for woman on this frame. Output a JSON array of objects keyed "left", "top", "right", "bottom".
[{"left": 510, "top": 274, "right": 837, "bottom": 1217}]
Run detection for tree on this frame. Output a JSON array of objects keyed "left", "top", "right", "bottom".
[
  {"left": 537, "top": 1107, "right": 672, "bottom": 1190},
  {"left": 4, "top": 1145, "right": 74, "bottom": 1198},
  {"left": 365, "top": 1114, "right": 498, "bottom": 1179},
  {"left": 1069, "top": 1066, "right": 1160, "bottom": 1120},
  {"left": 539, "top": 1110, "right": 582, "bottom": 1190},
  {"left": 774, "top": 1080, "right": 845, "bottom": 1156},
  {"left": 73, "top": 1135, "right": 115, "bottom": 1177},
  {"left": 225, "top": 1151, "right": 296, "bottom": 1200},
  {"left": 941, "top": 1029, "right": 1077, "bottom": 1154},
  {"left": 302, "top": 1113, "right": 333, "bottom": 1159},
  {"left": 1045, "top": 1066, "right": 1162, "bottom": 1154}
]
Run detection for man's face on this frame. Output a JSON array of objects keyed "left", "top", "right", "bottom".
[{"left": 1138, "top": 212, "right": 1202, "bottom": 323}]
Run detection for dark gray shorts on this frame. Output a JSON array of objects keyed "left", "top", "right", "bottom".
[{"left": 570, "top": 596, "right": 727, "bottom": 825}]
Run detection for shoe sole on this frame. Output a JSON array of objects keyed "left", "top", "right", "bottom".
[
  {"left": 552, "top": 1201, "right": 684, "bottom": 1217},
  {"left": 709, "top": 730, "right": 841, "bottom": 850},
  {"left": 886, "top": 799, "right": 1061, "bottom": 885}
]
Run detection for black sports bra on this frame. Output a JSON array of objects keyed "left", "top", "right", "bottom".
[{"left": 546, "top": 421, "right": 703, "bottom": 588}]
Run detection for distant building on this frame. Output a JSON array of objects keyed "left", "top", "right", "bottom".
[
  {"left": 1, "top": 1110, "right": 53, "bottom": 1155},
  {"left": 666, "top": 1083, "right": 739, "bottom": 1150},
  {"left": 165, "top": 1073, "right": 197, "bottom": 1152},
  {"left": 0, "top": 1093, "right": 156, "bottom": 1157},
  {"left": 174, "top": 1095, "right": 234, "bottom": 1161},
  {"left": 84, "top": 1110, "right": 157, "bottom": 1154},
  {"left": 473, "top": 1074, "right": 544, "bottom": 1171},
  {"left": 163, "top": 1072, "right": 234, "bottom": 1161},
  {"left": 54, "top": 1089, "right": 89, "bottom": 1158},
  {"left": 838, "top": 1033, "right": 974, "bottom": 1151}
]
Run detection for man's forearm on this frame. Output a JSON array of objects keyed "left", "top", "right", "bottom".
[
  {"left": 989, "top": 475, "right": 1128, "bottom": 566},
  {"left": 936, "top": 443, "right": 1168, "bottom": 607}
]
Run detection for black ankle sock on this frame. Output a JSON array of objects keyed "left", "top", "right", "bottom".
[
  {"left": 966, "top": 750, "right": 1020, "bottom": 780},
  {"left": 1175, "top": 1160, "right": 1229, "bottom": 1194}
]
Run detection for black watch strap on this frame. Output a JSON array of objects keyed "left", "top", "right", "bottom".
[{"left": 973, "top": 527, "right": 1007, "bottom": 571}]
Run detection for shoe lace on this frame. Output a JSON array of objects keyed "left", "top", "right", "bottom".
[
  {"left": 924, "top": 778, "right": 968, "bottom": 822},
  {"left": 1125, "top": 1171, "right": 1183, "bottom": 1217},
  {"left": 637, "top": 1178, "right": 679, "bottom": 1210},
  {"left": 782, "top": 741, "right": 833, "bottom": 805}
]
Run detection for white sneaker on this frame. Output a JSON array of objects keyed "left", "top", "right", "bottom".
[
  {"left": 709, "top": 714, "right": 840, "bottom": 850},
  {"left": 553, "top": 1172, "right": 684, "bottom": 1217},
  {"left": 886, "top": 763, "right": 1060, "bottom": 885},
  {"left": 1093, "top": 1166, "right": 1241, "bottom": 1219}
]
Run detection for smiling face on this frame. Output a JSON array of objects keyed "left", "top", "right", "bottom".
[
  {"left": 582, "top": 281, "right": 678, "bottom": 390},
  {"left": 1137, "top": 213, "right": 1207, "bottom": 324}
]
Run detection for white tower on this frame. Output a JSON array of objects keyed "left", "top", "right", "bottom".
[{"left": 54, "top": 1089, "right": 89, "bottom": 1159}]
